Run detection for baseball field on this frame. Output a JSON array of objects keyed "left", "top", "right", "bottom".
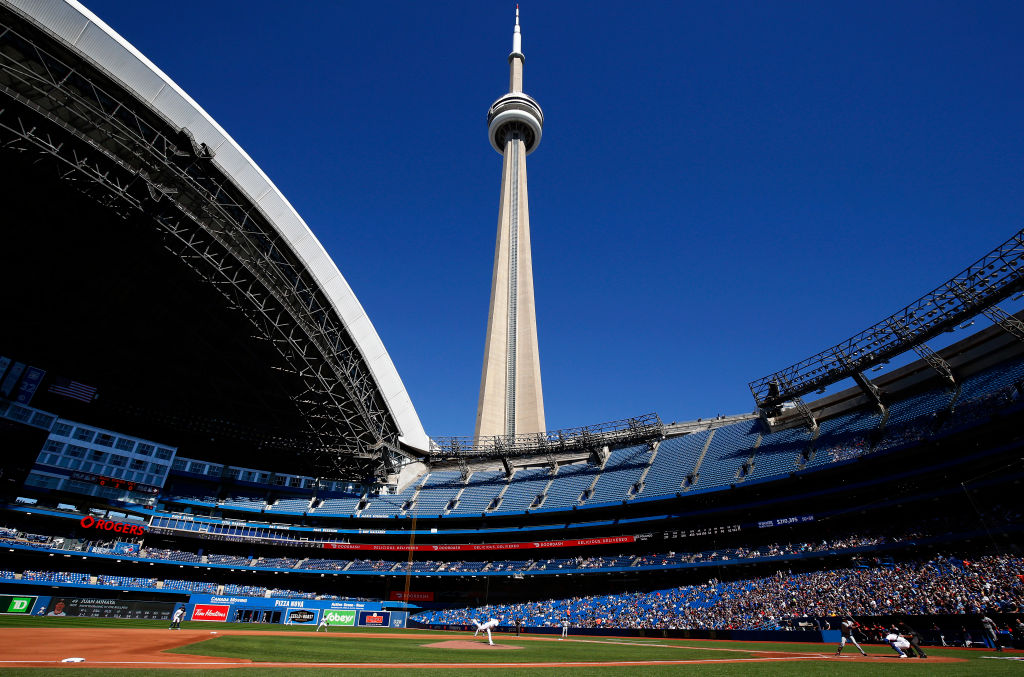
[{"left": 0, "top": 616, "right": 1018, "bottom": 676}]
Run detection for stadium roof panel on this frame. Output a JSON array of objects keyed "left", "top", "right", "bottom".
[{"left": 6, "top": 0, "right": 428, "bottom": 453}]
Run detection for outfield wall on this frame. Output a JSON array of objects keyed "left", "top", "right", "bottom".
[{"left": 183, "top": 594, "right": 407, "bottom": 628}]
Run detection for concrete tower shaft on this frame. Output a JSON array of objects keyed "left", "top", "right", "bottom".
[{"left": 475, "top": 8, "right": 545, "bottom": 440}]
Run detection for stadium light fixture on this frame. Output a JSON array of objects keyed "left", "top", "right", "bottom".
[{"left": 750, "top": 227, "right": 1024, "bottom": 408}]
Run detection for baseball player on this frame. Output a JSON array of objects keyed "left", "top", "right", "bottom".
[
  {"left": 835, "top": 618, "right": 867, "bottom": 657},
  {"left": 981, "top": 615, "right": 1003, "bottom": 651},
  {"left": 897, "top": 622, "right": 927, "bottom": 658},
  {"left": 885, "top": 632, "right": 911, "bottom": 658},
  {"left": 169, "top": 606, "right": 185, "bottom": 630},
  {"left": 316, "top": 614, "right": 330, "bottom": 632},
  {"left": 561, "top": 619, "right": 569, "bottom": 639},
  {"left": 472, "top": 618, "right": 499, "bottom": 645}
]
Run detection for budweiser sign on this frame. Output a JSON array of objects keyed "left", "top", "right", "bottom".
[
  {"left": 79, "top": 515, "right": 146, "bottom": 536},
  {"left": 191, "top": 604, "right": 229, "bottom": 621}
]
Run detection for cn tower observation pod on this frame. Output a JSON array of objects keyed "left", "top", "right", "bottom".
[{"left": 0, "top": 0, "right": 429, "bottom": 478}]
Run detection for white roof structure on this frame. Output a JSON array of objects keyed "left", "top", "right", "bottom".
[{"left": 8, "top": 0, "right": 429, "bottom": 452}]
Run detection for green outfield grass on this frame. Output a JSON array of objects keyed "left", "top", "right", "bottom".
[{"left": 0, "top": 616, "right": 1018, "bottom": 676}]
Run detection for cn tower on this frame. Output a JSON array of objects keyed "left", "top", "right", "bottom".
[{"left": 475, "top": 7, "right": 546, "bottom": 440}]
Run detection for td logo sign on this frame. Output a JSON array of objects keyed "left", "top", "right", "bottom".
[{"left": 1, "top": 595, "right": 36, "bottom": 614}]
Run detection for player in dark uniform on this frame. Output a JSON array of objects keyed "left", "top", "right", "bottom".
[
  {"left": 898, "top": 622, "right": 927, "bottom": 658},
  {"left": 835, "top": 618, "right": 868, "bottom": 657}
]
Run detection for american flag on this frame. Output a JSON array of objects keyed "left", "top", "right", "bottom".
[{"left": 47, "top": 377, "right": 97, "bottom": 403}]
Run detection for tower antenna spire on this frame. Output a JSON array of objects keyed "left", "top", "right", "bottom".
[{"left": 513, "top": 5, "right": 522, "bottom": 55}]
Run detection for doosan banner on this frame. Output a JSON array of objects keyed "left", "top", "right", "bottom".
[{"left": 324, "top": 535, "right": 634, "bottom": 552}]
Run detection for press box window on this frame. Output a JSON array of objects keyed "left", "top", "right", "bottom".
[{"left": 73, "top": 428, "right": 95, "bottom": 443}]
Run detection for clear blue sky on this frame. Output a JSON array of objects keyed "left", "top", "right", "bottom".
[{"left": 82, "top": 1, "right": 1024, "bottom": 436}]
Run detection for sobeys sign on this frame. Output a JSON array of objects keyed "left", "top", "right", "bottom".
[{"left": 323, "top": 609, "right": 356, "bottom": 626}]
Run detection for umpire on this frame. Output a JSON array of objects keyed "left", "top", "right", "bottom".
[{"left": 898, "top": 622, "right": 928, "bottom": 658}]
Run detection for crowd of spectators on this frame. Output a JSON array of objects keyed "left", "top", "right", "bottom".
[
  {"left": 415, "top": 554, "right": 1024, "bottom": 631},
  {"left": 0, "top": 517, "right": 1005, "bottom": 578}
]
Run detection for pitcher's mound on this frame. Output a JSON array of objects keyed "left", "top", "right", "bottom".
[{"left": 422, "top": 640, "right": 522, "bottom": 650}]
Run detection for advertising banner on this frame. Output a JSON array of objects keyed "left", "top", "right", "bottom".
[
  {"left": 78, "top": 514, "right": 147, "bottom": 535},
  {"left": 389, "top": 591, "right": 434, "bottom": 602},
  {"left": 323, "top": 609, "right": 356, "bottom": 626},
  {"left": 286, "top": 609, "right": 317, "bottom": 625},
  {"left": 324, "top": 535, "right": 634, "bottom": 552},
  {"left": 43, "top": 597, "right": 173, "bottom": 619},
  {"left": 358, "top": 610, "right": 391, "bottom": 627},
  {"left": 0, "top": 594, "right": 37, "bottom": 614},
  {"left": 191, "top": 604, "right": 230, "bottom": 622}
]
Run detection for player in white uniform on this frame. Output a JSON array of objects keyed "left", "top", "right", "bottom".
[
  {"left": 885, "top": 632, "right": 911, "bottom": 658},
  {"left": 316, "top": 614, "right": 330, "bottom": 632},
  {"left": 834, "top": 618, "right": 867, "bottom": 656},
  {"left": 561, "top": 619, "right": 569, "bottom": 639},
  {"left": 472, "top": 618, "right": 499, "bottom": 645},
  {"left": 169, "top": 606, "right": 185, "bottom": 630}
]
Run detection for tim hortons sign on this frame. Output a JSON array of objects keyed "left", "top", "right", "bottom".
[{"left": 191, "top": 604, "right": 229, "bottom": 621}]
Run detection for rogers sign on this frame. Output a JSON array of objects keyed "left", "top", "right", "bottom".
[
  {"left": 79, "top": 515, "right": 146, "bottom": 536},
  {"left": 191, "top": 604, "right": 229, "bottom": 621}
]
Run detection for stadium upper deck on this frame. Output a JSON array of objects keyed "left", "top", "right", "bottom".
[{"left": 0, "top": 0, "right": 427, "bottom": 482}]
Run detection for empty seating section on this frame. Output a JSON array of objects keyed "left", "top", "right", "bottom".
[
  {"left": 165, "top": 483, "right": 217, "bottom": 505},
  {"left": 312, "top": 495, "right": 362, "bottom": 516},
  {"left": 747, "top": 426, "right": 808, "bottom": 481},
  {"left": 496, "top": 468, "right": 551, "bottom": 511},
  {"left": 958, "top": 355, "right": 1024, "bottom": 400},
  {"left": 347, "top": 559, "right": 396, "bottom": 572},
  {"left": 96, "top": 575, "right": 156, "bottom": 587},
  {"left": 636, "top": 431, "right": 708, "bottom": 498},
  {"left": 143, "top": 548, "right": 201, "bottom": 563},
  {"left": 409, "top": 471, "right": 463, "bottom": 515},
  {"left": 449, "top": 470, "right": 506, "bottom": 514},
  {"left": 588, "top": 444, "right": 651, "bottom": 504},
  {"left": 222, "top": 495, "right": 267, "bottom": 511},
  {"left": 251, "top": 557, "right": 298, "bottom": 569},
  {"left": 23, "top": 570, "right": 89, "bottom": 583},
  {"left": 542, "top": 464, "right": 598, "bottom": 509},
  {"left": 694, "top": 420, "right": 760, "bottom": 490},
  {"left": 488, "top": 559, "right": 532, "bottom": 571},
  {"left": 222, "top": 584, "right": 267, "bottom": 595},
  {"left": 360, "top": 481, "right": 419, "bottom": 517},
  {"left": 302, "top": 558, "right": 347, "bottom": 571},
  {"left": 805, "top": 409, "right": 880, "bottom": 469},
  {"left": 876, "top": 387, "right": 953, "bottom": 451},
  {"left": 163, "top": 579, "right": 218, "bottom": 593},
  {"left": 942, "top": 356, "right": 1024, "bottom": 432},
  {"left": 268, "top": 589, "right": 316, "bottom": 599},
  {"left": 268, "top": 498, "right": 310, "bottom": 514},
  {"left": 207, "top": 554, "right": 250, "bottom": 566},
  {"left": 0, "top": 570, "right": 15, "bottom": 579}
]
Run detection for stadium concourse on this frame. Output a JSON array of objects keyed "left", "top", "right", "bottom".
[{"left": 1, "top": 0, "right": 1024, "bottom": 669}]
